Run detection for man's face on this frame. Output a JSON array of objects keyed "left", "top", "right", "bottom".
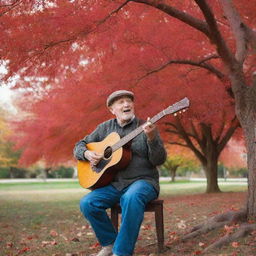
[{"left": 109, "top": 96, "right": 135, "bottom": 125}]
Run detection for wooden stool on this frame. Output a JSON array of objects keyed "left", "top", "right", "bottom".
[{"left": 110, "top": 199, "right": 164, "bottom": 252}]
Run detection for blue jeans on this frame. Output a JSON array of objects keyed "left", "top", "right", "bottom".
[{"left": 80, "top": 180, "right": 158, "bottom": 256}]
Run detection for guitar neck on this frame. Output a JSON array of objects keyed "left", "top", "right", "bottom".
[{"left": 111, "top": 111, "right": 166, "bottom": 152}]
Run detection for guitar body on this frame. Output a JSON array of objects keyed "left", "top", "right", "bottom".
[{"left": 77, "top": 132, "right": 132, "bottom": 190}]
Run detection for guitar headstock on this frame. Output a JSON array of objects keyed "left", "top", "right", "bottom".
[{"left": 163, "top": 97, "right": 190, "bottom": 116}]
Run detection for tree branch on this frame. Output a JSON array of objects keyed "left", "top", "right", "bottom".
[
  {"left": 190, "top": 120, "right": 206, "bottom": 150},
  {"left": 0, "top": 0, "right": 22, "bottom": 17},
  {"left": 96, "top": 0, "right": 131, "bottom": 26},
  {"left": 174, "top": 117, "right": 206, "bottom": 163},
  {"left": 219, "top": 0, "right": 256, "bottom": 64},
  {"left": 136, "top": 55, "right": 225, "bottom": 84},
  {"left": 165, "top": 122, "right": 178, "bottom": 130},
  {"left": 214, "top": 112, "right": 226, "bottom": 143},
  {"left": 8, "top": 0, "right": 131, "bottom": 67},
  {"left": 165, "top": 128, "right": 180, "bottom": 135},
  {"left": 194, "top": 0, "right": 237, "bottom": 68},
  {"left": 219, "top": 0, "right": 248, "bottom": 64},
  {"left": 217, "top": 117, "right": 240, "bottom": 154},
  {"left": 131, "top": 0, "right": 211, "bottom": 38},
  {"left": 168, "top": 141, "right": 188, "bottom": 147},
  {"left": 199, "top": 122, "right": 211, "bottom": 155},
  {"left": 45, "top": 0, "right": 130, "bottom": 48}
]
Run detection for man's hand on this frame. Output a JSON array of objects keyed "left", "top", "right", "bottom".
[
  {"left": 143, "top": 117, "right": 157, "bottom": 141},
  {"left": 84, "top": 150, "right": 103, "bottom": 166}
]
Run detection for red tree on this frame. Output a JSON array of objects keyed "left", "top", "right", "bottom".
[
  {"left": 220, "top": 138, "right": 247, "bottom": 170},
  {"left": 1, "top": 0, "right": 256, "bottom": 251}
]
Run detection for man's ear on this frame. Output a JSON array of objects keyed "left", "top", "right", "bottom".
[{"left": 108, "top": 106, "right": 115, "bottom": 115}]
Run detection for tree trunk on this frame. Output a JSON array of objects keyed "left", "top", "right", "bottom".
[
  {"left": 170, "top": 166, "right": 178, "bottom": 182},
  {"left": 203, "top": 152, "right": 221, "bottom": 193},
  {"left": 241, "top": 109, "right": 256, "bottom": 219},
  {"left": 246, "top": 123, "right": 256, "bottom": 220},
  {"left": 231, "top": 71, "right": 256, "bottom": 219}
]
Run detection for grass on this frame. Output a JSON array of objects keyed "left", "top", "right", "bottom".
[
  {"left": 0, "top": 180, "right": 80, "bottom": 190},
  {"left": 0, "top": 180, "right": 252, "bottom": 256},
  {"left": 0, "top": 178, "right": 247, "bottom": 191}
]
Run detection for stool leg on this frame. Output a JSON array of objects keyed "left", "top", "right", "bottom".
[
  {"left": 111, "top": 207, "right": 119, "bottom": 232},
  {"left": 155, "top": 205, "right": 164, "bottom": 252}
]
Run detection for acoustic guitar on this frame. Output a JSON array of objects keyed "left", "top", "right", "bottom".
[{"left": 77, "top": 97, "right": 190, "bottom": 189}]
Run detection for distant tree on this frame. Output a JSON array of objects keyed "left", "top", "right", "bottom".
[
  {"left": 219, "top": 138, "right": 247, "bottom": 177},
  {"left": 220, "top": 138, "right": 247, "bottom": 170},
  {"left": 0, "top": 108, "right": 20, "bottom": 169},
  {"left": 160, "top": 146, "right": 199, "bottom": 182}
]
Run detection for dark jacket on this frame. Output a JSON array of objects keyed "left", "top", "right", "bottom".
[{"left": 73, "top": 117, "right": 167, "bottom": 193}]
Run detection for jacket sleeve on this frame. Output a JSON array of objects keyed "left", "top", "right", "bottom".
[
  {"left": 73, "top": 124, "right": 103, "bottom": 161},
  {"left": 147, "top": 132, "right": 167, "bottom": 166}
]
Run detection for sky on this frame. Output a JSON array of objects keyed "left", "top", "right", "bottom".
[
  {"left": 0, "top": 86, "right": 17, "bottom": 113},
  {"left": 0, "top": 62, "right": 18, "bottom": 113},
  {"left": 0, "top": 86, "right": 12, "bottom": 103}
]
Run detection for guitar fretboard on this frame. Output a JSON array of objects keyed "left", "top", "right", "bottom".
[
  {"left": 111, "top": 110, "right": 166, "bottom": 152},
  {"left": 110, "top": 97, "right": 189, "bottom": 152}
]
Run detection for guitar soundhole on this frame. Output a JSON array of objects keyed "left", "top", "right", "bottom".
[{"left": 104, "top": 146, "right": 113, "bottom": 160}]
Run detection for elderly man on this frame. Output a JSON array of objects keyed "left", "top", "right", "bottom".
[{"left": 73, "top": 90, "right": 166, "bottom": 256}]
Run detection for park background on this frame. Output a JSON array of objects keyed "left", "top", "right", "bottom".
[{"left": 0, "top": 0, "right": 256, "bottom": 255}]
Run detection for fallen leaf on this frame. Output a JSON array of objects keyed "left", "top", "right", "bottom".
[
  {"left": 51, "top": 240, "right": 57, "bottom": 245},
  {"left": 198, "top": 242, "right": 205, "bottom": 247},
  {"left": 60, "top": 234, "right": 68, "bottom": 241},
  {"left": 41, "top": 240, "right": 57, "bottom": 247},
  {"left": 76, "top": 232, "right": 83, "bottom": 237},
  {"left": 224, "top": 225, "right": 234, "bottom": 234},
  {"left": 6, "top": 242, "right": 13, "bottom": 248},
  {"left": 18, "top": 247, "right": 30, "bottom": 254},
  {"left": 231, "top": 241, "right": 239, "bottom": 248},
  {"left": 141, "top": 224, "right": 152, "bottom": 230},
  {"left": 50, "top": 230, "right": 58, "bottom": 237},
  {"left": 89, "top": 242, "right": 100, "bottom": 249},
  {"left": 177, "top": 220, "right": 187, "bottom": 229}
]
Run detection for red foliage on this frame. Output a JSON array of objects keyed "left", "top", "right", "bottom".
[
  {"left": 220, "top": 139, "right": 247, "bottom": 168},
  {"left": 1, "top": 0, "right": 255, "bottom": 165}
]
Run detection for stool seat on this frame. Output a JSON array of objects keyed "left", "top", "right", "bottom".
[{"left": 110, "top": 199, "right": 164, "bottom": 252}]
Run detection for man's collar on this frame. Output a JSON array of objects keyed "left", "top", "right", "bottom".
[{"left": 116, "top": 115, "right": 136, "bottom": 127}]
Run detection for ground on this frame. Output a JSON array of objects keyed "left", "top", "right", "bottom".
[{"left": 0, "top": 181, "right": 255, "bottom": 256}]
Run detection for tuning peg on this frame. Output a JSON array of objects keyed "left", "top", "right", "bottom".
[
  {"left": 183, "top": 109, "right": 186, "bottom": 112},
  {"left": 174, "top": 113, "right": 177, "bottom": 116},
  {"left": 179, "top": 111, "right": 182, "bottom": 114}
]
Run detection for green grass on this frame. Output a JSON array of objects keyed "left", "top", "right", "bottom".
[
  {"left": 160, "top": 180, "right": 247, "bottom": 195},
  {"left": 0, "top": 179, "right": 247, "bottom": 203},
  {"left": 0, "top": 179, "right": 247, "bottom": 193},
  {"left": 0, "top": 180, "right": 80, "bottom": 190}
]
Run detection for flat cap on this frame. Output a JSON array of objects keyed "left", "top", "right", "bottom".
[{"left": 107, "top": 90, "right": 134, "bottom": 107}]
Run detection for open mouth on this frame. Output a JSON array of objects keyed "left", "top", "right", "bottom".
[{"left": 123, "top": 109, "right": 131, "bottom": 113}]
